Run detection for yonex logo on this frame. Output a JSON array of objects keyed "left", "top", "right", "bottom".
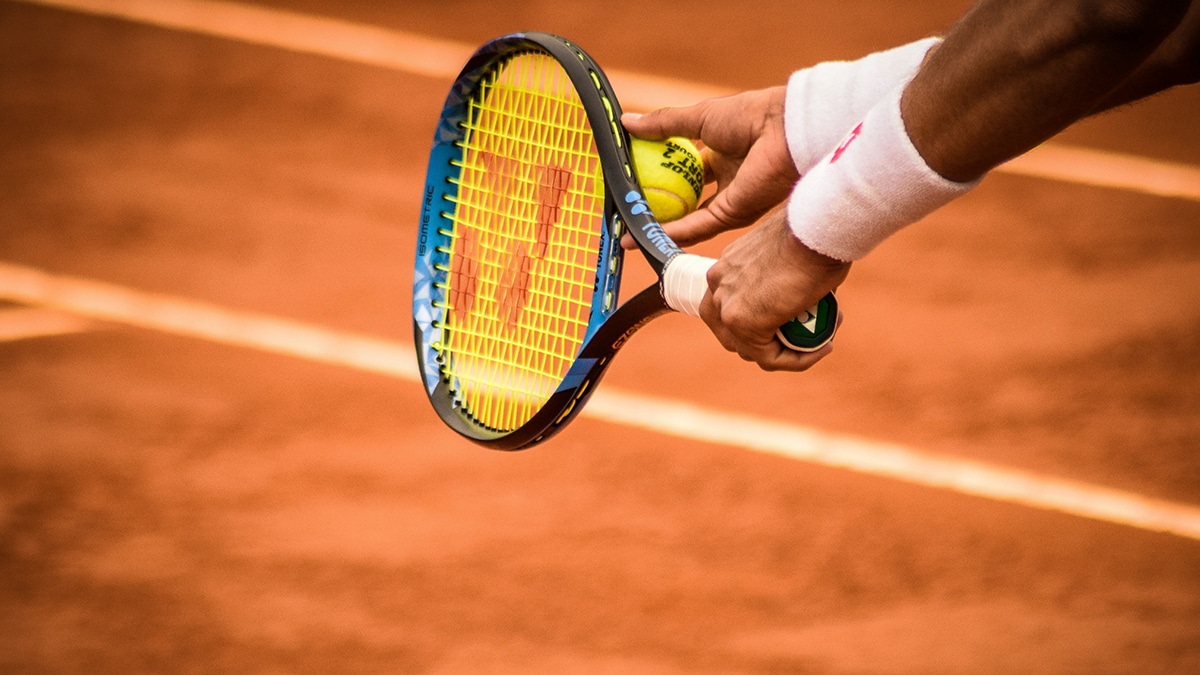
[
  {"left": 799, "top": 309, "right": 818, "bottom": 334},
  {"left": 625, "top": 191, "right": 676, "bottom": 255},
  {"left": 625, "top": 190, "right": 650, "bottom": 215}
]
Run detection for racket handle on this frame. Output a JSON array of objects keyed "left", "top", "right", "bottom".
[{"left": 662, "top": 253, "right": 837, "bottom": 353}]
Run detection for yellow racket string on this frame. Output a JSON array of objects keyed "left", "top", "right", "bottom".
[{"left": 435, "top": 52, "right": 604, "bottom": 431}]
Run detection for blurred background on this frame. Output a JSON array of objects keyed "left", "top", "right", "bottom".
[{"left": 2, "top": 1, "right": 1199, "bottom": 672}]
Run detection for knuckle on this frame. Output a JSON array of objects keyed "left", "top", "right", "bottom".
[{"left": 717, "top": 302, "right": 757, "bottom": 332}]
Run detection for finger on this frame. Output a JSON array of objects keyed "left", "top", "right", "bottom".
[
  {"left": 752, "top": 342, "right": 834, "bottom": 372},
  {"left": 711, "top": 320, "right": 834, "bottom": 371},
  {"left": 622, "top": 210, "right": 732, "bottom": 249},
  {"left": 700, "top": 296, "right": 838, "bottom": 371},
  {"left": 694, "top": 180, "right": 772, "bottom": 233},
  {"left": 699, "top": 287, "right": 776, "bottom": 363},
  {"left": 658, "top": 209, "right": 740, "bottom": 248},
  {"left": 698, "top": 146, "right": 722, "bottom": 185},
  {"left": 620, "top": 208, "right": 726, "bottom": 249},
  {"left": 699, "top": 294, "right": 742, "bottom": 356},
  {"left": 622, "top": 106, "right": 707, "bottom": 141},
  {"left": 753, "top": 310, "right": 843, "bottom": 371}
]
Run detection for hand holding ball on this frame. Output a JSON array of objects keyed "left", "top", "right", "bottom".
[{"left": 630, "top": 136, "right": 704, "bottom": 222}]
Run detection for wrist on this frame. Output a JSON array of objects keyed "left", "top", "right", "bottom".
[
  {"left": 769, "top": 210, "right": 853, "bottom": 290},
  {"left": 764, "top": 86, "right": 802, "bottom": 185},
  {"left": 786, "top": 83, "right": 981, "bottom": 262}
]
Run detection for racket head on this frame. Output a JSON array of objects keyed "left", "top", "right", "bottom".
[{"left": 413, "top": 33, "right": 674, "bottom": 449}]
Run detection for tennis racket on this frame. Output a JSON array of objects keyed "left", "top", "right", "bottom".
[{"left": 413, "top": 32, "right": 837, "bottom": 450}]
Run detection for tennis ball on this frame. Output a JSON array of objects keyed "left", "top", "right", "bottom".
[{"left": 630, "top": 136, "right": 704, "bottom": 222}]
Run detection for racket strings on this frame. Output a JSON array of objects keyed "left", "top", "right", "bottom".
[{"left": 436, "top": 52, "right": 605, "bottom": 431}]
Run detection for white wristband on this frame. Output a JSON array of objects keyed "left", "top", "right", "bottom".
[
  {"left": 787, "top": 84, "right": 980, "bottom": 262},
  {"left": 785, "top": 37, "right": 940, "bottom": 176}
]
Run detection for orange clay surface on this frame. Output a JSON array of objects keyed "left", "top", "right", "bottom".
[{"left": 2, "top": 1, "right": 1200, "bottom": 672}]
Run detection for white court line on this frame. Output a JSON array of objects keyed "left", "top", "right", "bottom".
[
  {"left": 3, "top": 260, "right": 1200, "bottom": 542},
  {"left": 1001, "top": 145, "right": 1200, "bottom": 201},
  {"left": 0, "top": 263, "right": 417, "bottom": 379},
  {"left": 0, "top": 306, "right": 92, "bottom": 342},
  {"left": 13, "top": 0, "right": 1200, "bottom": 202}
]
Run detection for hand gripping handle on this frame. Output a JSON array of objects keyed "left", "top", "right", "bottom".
[{"left": 662, "top": 253, "right": 837, "bottom": 352}]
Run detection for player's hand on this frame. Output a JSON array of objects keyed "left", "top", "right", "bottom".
[
  {"left": 622, "top": 87, "right": 799, "bottom": 248},
  {"left": 700, "top": 208, "right": 850, "bottom": 372}
]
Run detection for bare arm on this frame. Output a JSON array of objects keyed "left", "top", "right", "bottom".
[
  {"left": 1093, "top": 0, "right": 1200, "bottom": 110},
  {"left": 708, "top": 0, "right": 1196, "bottom": 371},
  {"left": 905, "top": 0, "right": 1192, "bottom": 182}
]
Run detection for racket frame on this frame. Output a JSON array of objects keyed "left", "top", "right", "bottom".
[{"left": 414, "top": 32, "right": 680, "bottom": 450}]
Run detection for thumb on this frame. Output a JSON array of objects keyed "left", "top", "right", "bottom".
[{"left": 660, "top": 209, "right": 732, "bottom": 248}]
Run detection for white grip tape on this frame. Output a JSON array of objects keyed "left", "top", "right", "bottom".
[{"left": 662, "top": 253, "right": 715, "bottom": 317}]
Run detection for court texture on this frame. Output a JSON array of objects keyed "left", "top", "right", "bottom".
[{"left": 2, "top": 1, "right": 1199, "bottom": 672}]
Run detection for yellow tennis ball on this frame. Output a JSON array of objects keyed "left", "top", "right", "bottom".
[{"left": 630, "top": 136, "right": 704, "bottom": 222}]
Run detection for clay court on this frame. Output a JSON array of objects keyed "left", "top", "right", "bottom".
[{"left": 2, "top": 0, "right": 1200, "bottom": 672}]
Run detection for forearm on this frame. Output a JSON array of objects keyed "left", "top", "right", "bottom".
[
  {"left": 1091, "top": 0, "right": 1200, "bottom": 111},
  {"left": 904, "top": 0, "right": 1191, "bottom": 182}
]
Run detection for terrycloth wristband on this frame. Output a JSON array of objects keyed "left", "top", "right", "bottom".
[
  {"left": 784, "top": 37, "right": 941, "bottom": 176},
  {"left": 786, "top": 84, "right": 980, "bottom": 262}
]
